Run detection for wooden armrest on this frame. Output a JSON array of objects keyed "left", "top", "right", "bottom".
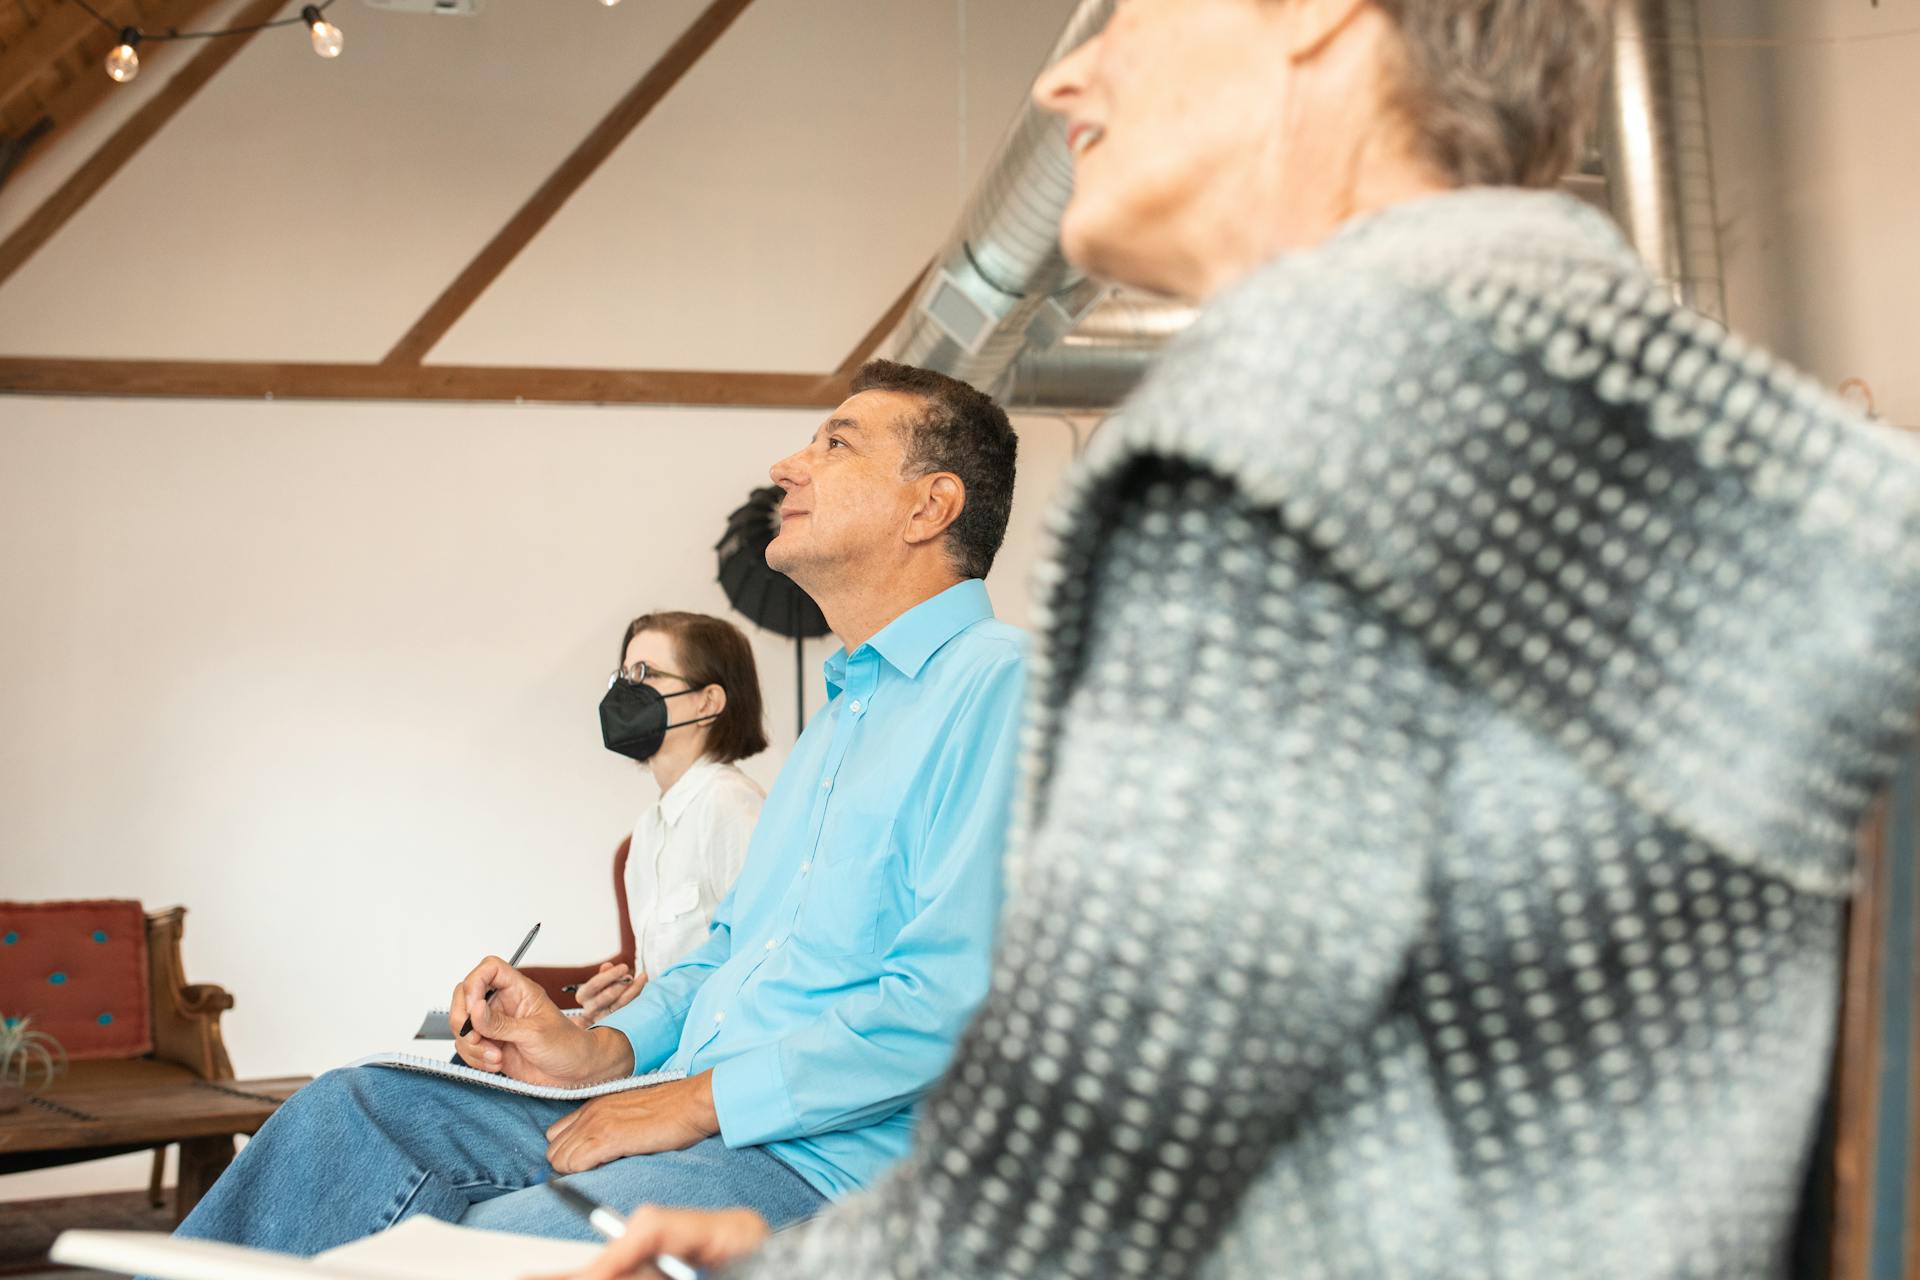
[
  {"left": 145, "top": 907, "right": 235, "bottom": 1081},
  {"left": 178, "top": 983, "right": 235, "bottom": 1016}
]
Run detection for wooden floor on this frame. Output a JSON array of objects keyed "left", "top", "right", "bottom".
[{"left": 0, "top": 1191, "right": 173, "bottom": 1278}]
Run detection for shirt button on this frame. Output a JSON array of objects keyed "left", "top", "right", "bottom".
[
  {"left": 820, "top": 779, "right": 832, "bottom": 792},
  {"left": 714, "top": 1011, "right": 726, "bottom": 1024},
  {"left": 799, "top": 861, "right": 811, "bottom": 873},
  {"left": 849, "top": 699, "right": 863, "bottom": 714},
  {"left": 765, "top": 938, "right": 779, "bottom": 951}
]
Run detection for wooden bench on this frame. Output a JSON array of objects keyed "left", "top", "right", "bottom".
[
  {"left": 0, "top": 1076, "right": 309, "bottom": 1218},
  {"left": 0, "top": 904, "right": 291, "bottom": 1220}
]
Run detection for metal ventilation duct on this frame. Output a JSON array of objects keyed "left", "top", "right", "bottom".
[
  {"left": 877, "top": 0, "right": 1116, "bottom": 398},
  {"left": 1600, "top": 0, "right": 1727, "bottom": 322},
  {"left": 1003, "top": 288, "right": 1196, "bottom": 410},
  {"left": 885, "top": 0, "right": 1726, "bottom": 414}
]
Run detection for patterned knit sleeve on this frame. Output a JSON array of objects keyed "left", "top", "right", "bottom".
[{"left": 729, "top": 460, "right": 1458, "bottom": 1279}]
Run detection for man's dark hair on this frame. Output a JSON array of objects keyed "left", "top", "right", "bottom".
[
  {"left": 851, "top": 359, "right": 1019, "bottom": 581},
  {"left": 619, "top": 611, "right": 768, "bottom": 763}
]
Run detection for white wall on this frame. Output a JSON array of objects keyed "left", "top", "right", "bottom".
[
  {"left": 0, "top": 397, "right": 1078, "bottom": 1199},
  {"left": 1703, "top": 1, "right": 1920, "bottom": 425}
]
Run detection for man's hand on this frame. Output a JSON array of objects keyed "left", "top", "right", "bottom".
[
  {"left": 577, "top": 962, "right": 647, "bottom": 1023},
  {"left": 541, "top": 1205, "right": 770, "bottom": 1280},
  {"left": 449, "top": 956, "right": 634, "bottom": 1087},
  {"left": 544, "top": 1072, "right": 719, "bottom": 1174}
]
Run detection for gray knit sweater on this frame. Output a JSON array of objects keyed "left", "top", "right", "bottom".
[{"left": 737, "top": 189, "right": 1920, "bottom": 1277}]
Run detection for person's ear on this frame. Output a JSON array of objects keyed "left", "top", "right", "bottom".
[
  {"left": 702, "top": 684, "right": 728, "bottom": 721},
  {"left": 904, "top": 473, "right": 967, "bottom": 549},
  {"left": 1286, "top": 0, "right": 1372, "bottom": 62}
]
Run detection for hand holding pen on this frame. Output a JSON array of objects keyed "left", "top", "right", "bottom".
[
  {"left": 447, "top": 937, "right": 636, "bottom": 1088},
  {"left": 544, "top": 1181, "right": 772, "bottom": 1280},
  {"left": 565, "top": 962, "right": 645, "bottom": 1021},
  {"left": 458, "top": 921, "right": 542, "bottom": 1043}
]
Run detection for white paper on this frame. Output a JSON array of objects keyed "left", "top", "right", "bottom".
[
  {"left": 51, "top": 1231, "right": 363, "bottom": 1280},
  {"left": 52, "top": 1218, "right": 604, "bottom": 1280},
  {"left": 322, "top": 1216, "right": 603, "bottom": 1278}
]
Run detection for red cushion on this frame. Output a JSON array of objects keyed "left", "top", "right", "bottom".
[{"left": 0, "top": 900, "right": 153, "bottom": 1061}]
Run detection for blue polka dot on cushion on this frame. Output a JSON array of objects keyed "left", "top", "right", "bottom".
[
  {"left": 2, "top": 931, "right": 16, "bottom": 945},
  {"left": 48, "top": 971, "right": 67, "bottom": 985},
  {"left": 92, "top": 930, "right": 109, "bottom": 943},
  {"left": 97, "top": 1012, "right": 115, "bottom": 1026}
]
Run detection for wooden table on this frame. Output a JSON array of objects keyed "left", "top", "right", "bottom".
[{"left": 0, "top": 1076, "right": 310, "bottom": 1219}]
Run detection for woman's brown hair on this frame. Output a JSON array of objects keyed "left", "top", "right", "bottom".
[{"left": 620, "top": 611, "right": 769, "bottom": 763}]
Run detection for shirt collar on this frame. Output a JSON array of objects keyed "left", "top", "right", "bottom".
[
  {"left": 822, "top": 579, "right": 995, "bottom": 698},
  {"left": 657, "top": 758, "right": 725, "bottom": 827}
]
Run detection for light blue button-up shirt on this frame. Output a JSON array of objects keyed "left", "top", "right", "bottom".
[{"left": 603, "top": 579, "right": 1025, "bottom": 1198}]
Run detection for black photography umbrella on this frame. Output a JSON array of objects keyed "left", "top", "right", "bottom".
[{"left": 715, "top": 485, "right": 833, "bottom": 737}]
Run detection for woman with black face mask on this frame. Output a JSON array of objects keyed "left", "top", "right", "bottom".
[{"left": 578, "top": 611, "right": 769, "bottom": 1022}]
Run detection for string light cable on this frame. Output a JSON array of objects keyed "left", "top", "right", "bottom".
[{"left": 66, "top": 0, "right": 344, "bottom": 84}]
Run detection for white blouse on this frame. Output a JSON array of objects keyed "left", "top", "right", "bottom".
[{"left": 623, "top": 758, "right": 764, "bottom": 979}]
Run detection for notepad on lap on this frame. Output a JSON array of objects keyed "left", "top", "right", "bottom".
[
  {"left": 52, "top": 1215, "right": 604, "bottom": 1280},
  {"left": 346, "top": 1053, "right": 682, "bottom": 1101},
  {"left": 366, "top": 1008, "right": 653, "bottom": 1100}
]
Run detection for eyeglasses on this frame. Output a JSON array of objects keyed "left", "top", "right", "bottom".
[{"left": 608, "top": 660, "right": 692, "bottom": 688}]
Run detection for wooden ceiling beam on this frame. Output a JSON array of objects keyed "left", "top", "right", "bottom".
[
  {"left": 0, "top": 0, "right": 138, "bottom": 115},
  {"left": 381, "top": 0, "right": 758, "bottom": 367},
  {"left": 0, "top": 0, "right": 224, "bottom": 188},
  {"left": 0, "top": 116, "right": 53, "bottom": 190},
  {"left": 0, "top": 0, "right": 277, "bottom": 291},
  {"left": 0, "top": 357, "right": 846, "bottom": 407}
]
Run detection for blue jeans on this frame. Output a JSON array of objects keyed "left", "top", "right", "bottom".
[{"left": 175, "top": 1068, "right": 825, "bottom": 1254}]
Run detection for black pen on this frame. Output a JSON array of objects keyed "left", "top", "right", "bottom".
[
  {"left": 451, "top": 921, "right": 541, "bottom": 1060},
  {"left": 546, "top": 1180, "right": 699, "bottom": 1280}
]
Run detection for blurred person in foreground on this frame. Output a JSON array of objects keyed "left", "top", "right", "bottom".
[{"left": 568, "top": 1, "right": 1920, "bottom": 1276}]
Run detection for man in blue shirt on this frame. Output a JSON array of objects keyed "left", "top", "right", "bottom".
[{"left": 174, "top": 361, "right": 1025, "bottom": 1251}]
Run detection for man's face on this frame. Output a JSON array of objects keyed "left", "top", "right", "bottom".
[{"left": 766, "top": 390, "right": 925, "bottom": 588}]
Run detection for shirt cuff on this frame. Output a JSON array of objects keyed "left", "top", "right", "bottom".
[
  {"left": 602, "top": 1005, "right": 680, "bottom": 1075},
  {"left": 711, "top": 1045, "right": 798, "bottom": 1147}
]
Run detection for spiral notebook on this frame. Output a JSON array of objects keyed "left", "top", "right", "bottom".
[
  {"left": 345, "top": 1053, "right": 684, "bottom": 1101},
  {"left": 348, "top": 1008, "right": 679, "bottom": 1101}
]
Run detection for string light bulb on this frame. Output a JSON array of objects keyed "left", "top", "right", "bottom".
[
  {"left": 301, "top": 6, "right": 344, "bottom": 58},
  {"left": 599, "top": 0, "right": 623, "bottom": 6},
  {"left": 93, "top": 2, "right": 346, "bottom": 83},
  {"left": 104, "top": 27, "right": 140, "bottom": 83}
]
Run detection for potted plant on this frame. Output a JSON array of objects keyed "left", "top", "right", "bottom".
[{"left": 0, "top": 1014, "right": 67, "bottom": 1112}]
